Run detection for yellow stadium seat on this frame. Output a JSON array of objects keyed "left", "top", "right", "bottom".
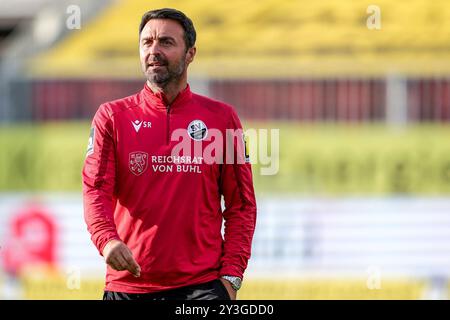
[
  {"left": 238, "top": 277, "right": 427, "bottom": 300},
  {"left": 15, "top": 274, "right": 428, "bottom": 300},
  {"left": 28, "top": 0, "right": 450, "bottom": 78}
]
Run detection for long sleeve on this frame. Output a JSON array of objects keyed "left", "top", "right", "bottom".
[
  {"left": 219, "top": 108, "right": 257, "bottom": 279},
  {"left": 82, "top": 105, "right": 120, "bottom": 256}
]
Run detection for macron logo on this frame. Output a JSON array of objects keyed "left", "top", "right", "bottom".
[
  {"left": 132, "top": 120, "right": 152, "bottom": 133},
  {"left": 132, "top": 120, "right": 142, "bottom": 132}
]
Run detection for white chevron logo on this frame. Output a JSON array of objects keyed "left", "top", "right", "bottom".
[{"left": 132, "top": 120, "right": 142, "bottom": 132}]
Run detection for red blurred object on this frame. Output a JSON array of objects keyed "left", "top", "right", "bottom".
[{"left": 2, "top": 204, "right": 57, "bottom": 276}]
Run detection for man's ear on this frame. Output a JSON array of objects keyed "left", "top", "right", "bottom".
[{"left": 186, "top": 46, "right": 196, "bottom": 64}]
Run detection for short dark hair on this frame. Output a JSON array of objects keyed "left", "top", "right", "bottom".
[{"left": 139, "top": 8, "right": 196, "bottom": 50}]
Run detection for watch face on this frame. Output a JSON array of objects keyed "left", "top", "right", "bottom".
[{"left": 233, "top": 280, "right": 241, "bottom": 290}]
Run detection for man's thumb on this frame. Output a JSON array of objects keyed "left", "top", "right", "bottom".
[{"left": 127, "top": 257, "right": 141, "bottom": 277}]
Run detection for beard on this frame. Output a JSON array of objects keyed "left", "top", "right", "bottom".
[{"left": 144, "top": 54, "right": 186, "bottom": 87}]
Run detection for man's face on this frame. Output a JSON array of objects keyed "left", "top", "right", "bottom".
[{"left": 139, "top": 19, "right": 195, "bottom": 86}]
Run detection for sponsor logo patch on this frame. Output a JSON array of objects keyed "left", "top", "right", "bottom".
[
  {"left": 86, "top": 127, "right": 95, "bottom": 156},
  {"left": 132, "top": 120, "right": 152, "bottom": 133},
  {"left": 243, "top": 133, "right": 250, "bottom": 163},
  {"left": 129, "top": 151, "right": 148, "bottom": 176},
  {"left": 187, "top": 120, "right": 208, "bottom": 141}
]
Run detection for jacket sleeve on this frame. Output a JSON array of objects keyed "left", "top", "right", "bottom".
[
  {"left": 82, "top": 105, "right": 121, "bottom": 256},
  {"left": 219, "top": 108, "right": 257, "bottom": 279}
]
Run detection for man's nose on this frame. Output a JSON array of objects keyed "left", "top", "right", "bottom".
[{"left": 148, "top": 41, "right": 162, "bottom": 55}]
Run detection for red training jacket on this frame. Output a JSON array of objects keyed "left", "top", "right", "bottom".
[{"left": 82, "top": 83, "right": 257, "bottom": 293}]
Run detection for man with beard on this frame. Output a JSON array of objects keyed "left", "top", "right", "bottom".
[{"left": 82, "top": 8, "right": 257, "bottom": 300}]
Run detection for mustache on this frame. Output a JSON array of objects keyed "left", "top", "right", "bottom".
[{"left": 147, "top": 56, "right": 168, "bottom": 67}]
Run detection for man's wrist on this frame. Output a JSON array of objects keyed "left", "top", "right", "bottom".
[
  {"left": 101, "top": 238, "right": 122, "bottom": 257},
  {"left": 221, "top": 275, "right": 242, "bottom": 290}
]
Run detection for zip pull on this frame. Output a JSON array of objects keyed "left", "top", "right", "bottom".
[{"left": 166, "top": 104, "right": 171, "bottom": 145}]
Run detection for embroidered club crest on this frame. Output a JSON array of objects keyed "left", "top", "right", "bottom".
[{"left": 129, "top": 152, "right": 148, "bottom": 176}]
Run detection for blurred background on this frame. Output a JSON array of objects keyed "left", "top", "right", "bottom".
[{"left": 1, "top": 0, "right": 450, "bottom": 299}]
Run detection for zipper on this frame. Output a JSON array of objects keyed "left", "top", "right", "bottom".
[{"left": 166, "top": 104, "right": 171, "bottom": 145}]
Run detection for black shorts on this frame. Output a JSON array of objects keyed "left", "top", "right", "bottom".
[{"left": 103, "top": 279, "right": 231, "bottom": 300}]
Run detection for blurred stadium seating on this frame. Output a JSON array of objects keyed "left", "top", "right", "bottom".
[
  {"left": 26, "top": 0, "right": 450, "bottom": 78},
  {"left": 1, "top": 0, "right": 450, "bottom": 300},
  {"left": 3, "top": 0, "right": 450, "bottom": 122}
]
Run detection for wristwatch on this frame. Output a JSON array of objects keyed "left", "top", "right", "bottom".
[{"left": 221, "top": 275, "right": 242, "bottom": 291}]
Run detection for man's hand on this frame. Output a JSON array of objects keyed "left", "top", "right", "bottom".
[
  {"left": 102, "top": 239, "right": 141, "bottom": 277},
  {"left": 220, "top": 278, "right": 237, "bottom": 300}
]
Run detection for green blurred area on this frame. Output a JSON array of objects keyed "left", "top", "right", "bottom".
[
  {"left": 0, "top": 121, "right": 89, "bottom": 192},
  {"left": 1, "top": 122, "right": 450, "bottom": 195}
]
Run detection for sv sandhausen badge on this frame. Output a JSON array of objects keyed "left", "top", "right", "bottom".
[
  {"left": 187, "top": 120, "right": 208, "bottom": 141},
  {"left": 129, "top": 151, "right": 148, "bottom": 176}
]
